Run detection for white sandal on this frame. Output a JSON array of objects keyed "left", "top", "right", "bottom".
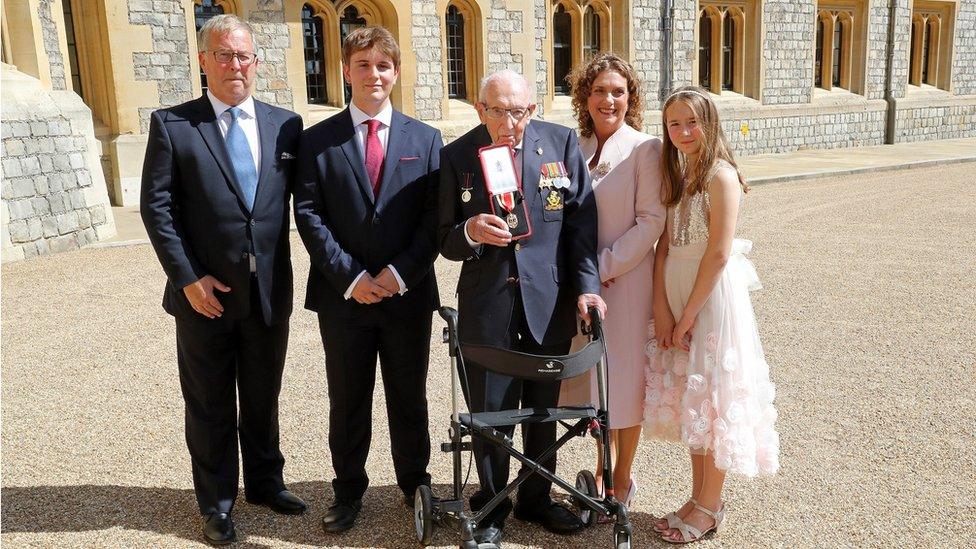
[
  {"left": 660, "top": 501, "right": 725, "bottom": 544},
  {"left": 653, "top": 497, "right": 697, "bottom": 534}
]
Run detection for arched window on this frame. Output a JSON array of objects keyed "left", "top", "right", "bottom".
[
  {"left": 194, "top": 0, "right": 225, "bottom": 92},
  {"left": 552, "top": 4, "right": 572, "bottom": 95},
  {"left": 721, "top": 13, "right": 734, "bottom": 91},
  {"left": 302, "top": 4, "right": 328, "bottom": 104},
  {"left": 698, "top": 10, "right": 712, "bottom": 90},
  {"left": 340, "top": 5, "right": 367, "bottom": 102},
  {"left": 583, "top": 6, "right": 600, "bottom": 60},
  {"left": 445, "top": 5, "right": 466, "bottom": 99}
]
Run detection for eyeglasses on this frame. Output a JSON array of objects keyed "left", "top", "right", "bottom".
[
  {"left": 480, "top": 104, "right": 533, "bottom": 121},
  {"left": 209, "top": 50, "right": 257, "bottom": 66}
]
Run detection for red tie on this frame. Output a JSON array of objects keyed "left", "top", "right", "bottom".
[{"left": 364, "top": 119, "right": 384, "bottom": 198}]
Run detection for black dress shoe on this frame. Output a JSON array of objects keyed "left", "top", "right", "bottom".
[
  {"left": 322, "top": 498, "right": 362, "bottom": 534},
  {"left": 203, "top": 512, "right": 236, "bottom": 545},
  {"left": 248, "top": 489, "right": 307, "bottom": 515},
  {"left": 474, "top": 523, "right": 504, "bottom": 546},
  {"left": 514, "top": 502, "right": 583, "bottom": 535}
]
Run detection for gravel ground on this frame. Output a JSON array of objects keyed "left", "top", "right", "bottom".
[{"left": 3, "top": 164, "right": 975, "bottom": 548}]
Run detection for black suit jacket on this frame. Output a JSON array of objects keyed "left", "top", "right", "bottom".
[
  {"left": 140, "top": 94, "right": 302, "bottom": 326},
  {"left": 294, "top": 108, "right": 442, "bottom": 319},
  {"left": 438, "top": 121, "right": 600, "bottom": 346}
]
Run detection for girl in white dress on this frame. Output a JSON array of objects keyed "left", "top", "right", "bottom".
[{"left": 644, "top": 86, "right": 779, "bottom": 544}]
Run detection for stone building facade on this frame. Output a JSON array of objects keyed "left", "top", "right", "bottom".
[{"left": 2, "top": 0, "right": 975, "bottom": 217}]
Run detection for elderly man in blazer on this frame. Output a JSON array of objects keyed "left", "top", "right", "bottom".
[
  {"left": 438, "top": 69, "right": 607, "bottom": 546},
  {"left": 293, "top": 26, "right": 442, "bottom": 534},
  {"left": 141, "top": 14, "right": 306, "bottom": 545}
]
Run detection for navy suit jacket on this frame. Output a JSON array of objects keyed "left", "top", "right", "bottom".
[
  {"left": 140, "top": 94, "right": 302, "bottom": 326},
  {"left": 294, "top": 108, "right": 442, "bottom": 319},
  {"left": 438, "top": 121, "right": 600, "bottom": 346}
]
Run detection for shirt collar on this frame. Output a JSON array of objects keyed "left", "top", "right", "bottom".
[
  {"left": 349, "top": 101, "right": 393, "bottom": 128},
  {"left": 207, "top": 91, "right": 256, "bottom": 120}
]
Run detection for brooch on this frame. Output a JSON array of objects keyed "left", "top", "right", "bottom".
[{"left": 594, "top": 161, "right": 611, "bottom": 179}]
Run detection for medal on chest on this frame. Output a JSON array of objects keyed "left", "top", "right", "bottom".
[{"left": 539, "top": 162, "right": 569, "bottom": 211}]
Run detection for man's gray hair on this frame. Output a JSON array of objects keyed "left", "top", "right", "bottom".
[
  {"left": 197, "top": 14, "right": 257, "bottom": 53},
  {"left": 478, "top": 69, "right": 535, "bottom": 105}
]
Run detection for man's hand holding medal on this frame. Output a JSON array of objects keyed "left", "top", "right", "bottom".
[{"left": 474, "top": 144, "right": 532, "bottom": 244}]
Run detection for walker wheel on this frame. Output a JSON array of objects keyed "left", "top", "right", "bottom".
[
  {"left": 573, "top": 469, "right": 599, "bottom": 527},
  {"left": 414, "top": 485, "right": 434, "bottom": 546},
  {"left": 614, "top": 526, "right": 632, "bottom": 549}
]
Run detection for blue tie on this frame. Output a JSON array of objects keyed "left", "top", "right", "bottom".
[{"left": 225, "top": 106, "right": 258, "bottom": 210}]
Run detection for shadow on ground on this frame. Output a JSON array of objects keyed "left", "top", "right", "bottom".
[{"left": 1, "top": 481, "right": 659, "bottom": 548}]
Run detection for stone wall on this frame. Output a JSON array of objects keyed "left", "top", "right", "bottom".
[
  {"left": 762, "top": 0, "right": 815, "bottom": 105},
  {"left": 952, "top": 0, "right": 976, "bottom": 95},
  {"left": 719, "top": 101, "right": 888, "bottom": 155},
  {"left": 38, "top": 0, "right": 67, "bottom": 91},
  {"left": 668, "top": 0, "right": 696, "bottom": 93},
  {"left": 250, "top": 0, "right": 294, "bottom": 109},
  {"left": 485, "top": 0, "right": 524, "bottom": 74},
  {"left": 632, "top": 0, "right": 663, "bottom": 106},
  {"left": 534, "top": 0, "right": 548, "bottom": 113},
  {"left": 412, "top": 0, "right": 444, "bottom": 119},
  {"left": 1, "top": 66, "right": 115, "bottom": 261},
  {"left": 129, "top": 0, "right": 193, "bottom": 133}
]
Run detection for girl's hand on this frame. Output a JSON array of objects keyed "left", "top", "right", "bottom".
[
  {"left": 672, "top": 315, "right": 696, "bottom": 352},
  {"left": 654, "top": 305, "right": 675, "bottom": 349}
]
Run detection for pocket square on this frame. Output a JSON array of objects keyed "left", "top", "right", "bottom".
[
  {"left": 400, "top": 156, "right": 420, "bottom": 161},
  {"left": 280, "top": 152, "right": 295, "bottom": 160}
]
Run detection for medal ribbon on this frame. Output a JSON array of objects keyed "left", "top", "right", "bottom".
[{"left": 499, "top": 191, "right": 515, "bottom": 213}]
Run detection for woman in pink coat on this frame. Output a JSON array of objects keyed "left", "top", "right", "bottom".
[{"left": 559, "top": 53, "right": 666, "bottom": 506}]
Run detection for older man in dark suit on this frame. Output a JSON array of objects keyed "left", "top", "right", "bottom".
[
  {"left": 141, "top": 14, "right": 306, "bottom": 545},
  {"left": 438, "top": 69, "right": 607, "bottom": 546}
]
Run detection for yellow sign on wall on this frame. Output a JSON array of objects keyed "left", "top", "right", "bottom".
[{"left": 740, "top": 123, "right": 750, "bottom": 136}]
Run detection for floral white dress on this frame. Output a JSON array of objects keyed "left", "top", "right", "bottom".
[{"left": 643, "top": 175, "right": 780, "bottom": 477}]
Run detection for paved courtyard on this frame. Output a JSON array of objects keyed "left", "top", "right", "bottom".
[{"left": 2, "top": 163, "right": 974, "bottom": 548}]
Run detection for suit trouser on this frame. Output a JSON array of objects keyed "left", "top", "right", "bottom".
[
  {"left": 318, "top": 309, "right": 433, "bottom": 501},
  {"left": 175, "top": 282, "right": 288, "bottom": 515},
  {"left": 460, "top": 292, "right": 572, "bottom": 527}
]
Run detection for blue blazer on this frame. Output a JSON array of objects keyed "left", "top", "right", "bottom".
[
  {"left": 140, "top": 94, "right": 302, "bottom": 326},
  {"left": 438, "top": 121, "right": 600, "bottom": 346},
  {"left": 294, "top": 108, "right": 443, "bottom": 319}
]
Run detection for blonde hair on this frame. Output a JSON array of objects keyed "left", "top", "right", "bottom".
[
  {"left": 567, "top": 53, "right": 643, "bottom": 138},
  {"left": 342, "top": 26, "right": 400, "bottom": 68},
  {"left": 198, "top": 14, "right": 257, "bottom": 53},
  {"left": 660, "top": 86, "right": 748, "bottom": 208}
]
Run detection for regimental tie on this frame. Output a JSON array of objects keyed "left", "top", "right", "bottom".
[
  {"left": 224, "top": 106, "right": 259, "bottom": 211},
  {"left": 364, "top": 119, "right": 385, "bottom": 198}
]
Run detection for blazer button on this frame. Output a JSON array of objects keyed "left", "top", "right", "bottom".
[
  {"left": 514, "top": 243, "right": 521, "bottom": 252},
  {"left": 249, "top": 219, "right": 256, "bottom": 227}
]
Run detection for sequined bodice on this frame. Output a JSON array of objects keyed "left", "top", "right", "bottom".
[{"left": 669, "top": 190, "right": 712, "bottom": 247}]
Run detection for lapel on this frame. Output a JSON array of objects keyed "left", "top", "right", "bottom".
[
  {"left": 252, "top": 100, "right": 277, "bottom": 212},
  {"left": 375, "top": 110, "right": 408, "bottom": 209},
  {"left": 522, "top": 123, "right": 544, "bottom": 210},
  {"left": 336, "top": 108, "right": 375, "bottom": 205},
  {"left": 193, "top": 95, "right": 249, "bottom": 210}
]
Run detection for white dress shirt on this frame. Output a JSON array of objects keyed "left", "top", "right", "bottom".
[
  {"left": 464, "top": 141, "right": 523, "bottom": 248},
  {"left": 343, "top": 100, "right": 406, "bottom": 300},
  {"left": 207, "top": 91, "right": 260, "bottom": 173}
]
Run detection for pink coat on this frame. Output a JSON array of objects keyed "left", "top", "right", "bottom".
[{"left": 559, "top": 125, "right": 666, "bottom": 428}]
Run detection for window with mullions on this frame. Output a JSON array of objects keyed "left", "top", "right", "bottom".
[
  {"left": 584, "top": 6, "right": 600, "bottom": 60},
  {"left": 62, "top": 0, "right": 83, "bottom": 99},
  {"left": 552, "top": 4, "right": 571, "bottom": 95},
  {"left": 340, "top": 5, "right": 367, "bottom": 103},
  {"left": 721, "top": 14, "right": 734, "bottom": 91},
  {"left": 831, "top": 21, "right": 842, "bottom": 87},
  {"left": 698, "top": 11, "right": 712, "bottom": 90},
  {"left": 815, "top": 18, "right": 824, "bottom": 88},
  {"left": 194, "top": 0, "right": 225, "bottom": 92},
  {"left": 445, "top": 5, "right": 466, "bottom": 99},
  {"left": 696, "top": 2, "right": 756, "bottom": 97},
  {"left": 302, "top": 4, "right": 328, "bottom": 104}
]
